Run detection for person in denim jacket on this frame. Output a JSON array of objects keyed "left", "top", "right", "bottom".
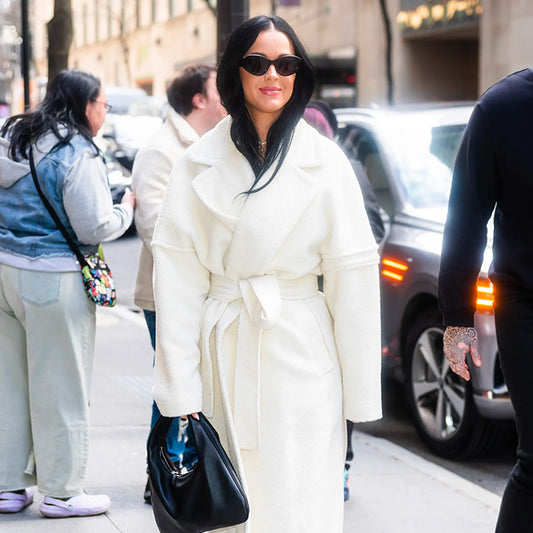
[{"left": 0, "top": 69, "right": 135, "bottom": 518}]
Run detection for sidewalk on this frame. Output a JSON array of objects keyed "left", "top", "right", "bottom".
[{"left": 1, "top": 305, "right": 501, "bottom": 532}]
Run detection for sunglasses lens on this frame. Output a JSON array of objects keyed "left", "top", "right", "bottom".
[
  {"left": 275, "top": 57, "right": 301, "bottom": 76},
  {"left": 241, "top": 56, "right": 269, "bottom": 76},
  {"left": 241, "top": 55, "right": 302, "bottom": 76}
]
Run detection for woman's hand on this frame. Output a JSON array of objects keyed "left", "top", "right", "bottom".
[
  {"left": 121, "top": 186, "right": 136, "bottom": 208},
  {"left": 443, "top": 326, "right": 482, "bottom": 381},
  {"left": 180, "top": 412, "right": 200, "bottom": 420}
]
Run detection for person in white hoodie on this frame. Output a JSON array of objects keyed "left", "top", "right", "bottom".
[
  {"left": 131, "top": 65, "right": 226, "bottom": 503},
  {"left": 0, "top": 69, "right": 134, "bottom": 517}
]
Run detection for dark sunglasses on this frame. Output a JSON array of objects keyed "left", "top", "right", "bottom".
[{"left": 240, "top": 54, "right": 302, "bottom": 76}]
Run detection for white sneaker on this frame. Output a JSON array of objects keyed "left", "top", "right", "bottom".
[{"left": 39, "top": 492, "right": 110, "bottom": 518}]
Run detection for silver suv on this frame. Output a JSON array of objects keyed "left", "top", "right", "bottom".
[{"left": 335, "top": 105, "right": 514, "bottom": 458}]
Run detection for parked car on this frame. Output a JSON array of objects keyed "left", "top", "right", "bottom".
[
  {"left": 104, "top": 86, "right": 149, "bottom": 115},
  {"left": 96, "top": 94, "right": 164, "bottom": 220},
  {"left": 335, "top": 104, "right": 514, "bottom": 458},
  {"left": 101, "top": 86, "right": 165, "bottom": 171}
]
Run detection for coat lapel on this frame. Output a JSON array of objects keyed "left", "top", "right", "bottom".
[
  {"left": 190, "top": 117, "right": 252, "bottom": 232},
  {"left": 190, "top": 117, "right": 324, "bottom": 277},
  {"left": 225, "top": 120, "right": 322, "bottom": 278},
  {"left": 192, "top": 166, "right": 245, "bottom": 231},
  {"left": 225, "top": 164, "right": 318, "bottom": 278}
]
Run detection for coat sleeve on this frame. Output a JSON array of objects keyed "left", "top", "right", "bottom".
[
  {"left": 438, "top": 104, "right": 498, "bottom": 327},
  {"left": 151, "top": 159, "right": 210, "bottom": 417},
  {"left": 131, "top": 144, "right": 175, "bottom": 249},
  {"left": 321, "top": 151, "right": 382, "bottom": 423}
]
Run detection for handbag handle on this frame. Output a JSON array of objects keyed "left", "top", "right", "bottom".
[{"left": 28, "top": 144, "right": 88, "bottom": 268}]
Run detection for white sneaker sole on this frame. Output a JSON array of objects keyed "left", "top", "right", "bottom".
[
  {"left": 40, "top": 503, "right": 109, "bottom": 518},
  {"left": 39, "top": 494, "right": 110, "bottom": 518}
]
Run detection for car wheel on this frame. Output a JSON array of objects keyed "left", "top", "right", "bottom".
[{"left": 404, "top": 309, "right": 496, "bottom": 458}]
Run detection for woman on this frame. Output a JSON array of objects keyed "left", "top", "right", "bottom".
[
  {"left": 0, "top": 70, "right": 135, "bottom": 517},
  {"left": 152, "top": 16, "right": 381, "bottom": 532}
]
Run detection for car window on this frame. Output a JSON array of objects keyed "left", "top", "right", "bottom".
[
  {"left": 429, "top": 125, "right": 465, "bottom": 170},
  {"left": 338, "top": 125, "right": 395, "bottom": 215},
  {"left": 338, "top": 117, "right": 468, "bottom": 215},
  {"left": 382, "top": 123, "right": 466, "bottom": 210}
]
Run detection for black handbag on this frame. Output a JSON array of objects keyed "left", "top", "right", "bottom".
[{"left": 147, "top": 413, "right": 249, "bottom": 533}]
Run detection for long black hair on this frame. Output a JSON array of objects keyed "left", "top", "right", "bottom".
[
  {"left": 217, "top": 15, "right": 316, "bottom": 193},
  {"left": 1, "top": 69, "right": 102, "bottom": 161}
]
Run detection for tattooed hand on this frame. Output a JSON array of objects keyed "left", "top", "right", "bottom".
[{"left": 443, "top": 326, "right": 481, "bottom": 381}]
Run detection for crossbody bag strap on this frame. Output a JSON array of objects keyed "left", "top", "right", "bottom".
[{"left": 28, "top": 144, "right": 88, "bottom": 267}]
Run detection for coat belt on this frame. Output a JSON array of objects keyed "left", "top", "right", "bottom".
[{"left": 203, "top": 274, "right": 318, "bottom": 449}]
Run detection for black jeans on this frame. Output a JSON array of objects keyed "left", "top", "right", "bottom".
[{"left": 493, "top": 292, "right": 533, "bottom": 532}]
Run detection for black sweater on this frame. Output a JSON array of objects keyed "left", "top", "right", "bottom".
[{"left": 439, "top": 68, "right": 533, "bottom": 326}]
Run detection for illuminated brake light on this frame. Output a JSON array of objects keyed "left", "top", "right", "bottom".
[
  {"left": 381, "top": 258, "right": 409, "bottom": 282},
  {"left": 382, "top": 259, "right": 409, "bottom": 271},
  {"left": 477, "top": 285, "right": 492, "bottom": 294},
  {"left": 476, "top": 280, "right": 494, "bottom": 311},
  {"left": 382, "top": 270, "right": 404, "bottom": 281}
]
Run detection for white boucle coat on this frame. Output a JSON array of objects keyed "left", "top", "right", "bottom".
[{"left": 152, "top": 116, "right": 382, "bottom": 533}]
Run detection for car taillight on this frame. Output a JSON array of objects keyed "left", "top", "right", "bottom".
[
  {"left": 381, "top": 258, "right": 409, "bottom": 282},
  {"left": 476, "top": 279, "right": 494, "bottom": 311}
]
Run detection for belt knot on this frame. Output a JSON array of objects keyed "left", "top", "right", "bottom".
[{"left": 205, "top": 273, "right": 318, "bottom": 449}]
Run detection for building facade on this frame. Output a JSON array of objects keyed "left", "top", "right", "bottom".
[
  {"left": 22, "top": 0, "right": 533, "bottom": 109},
  {"left": 30, "top": 0, "right": 358, "bottom": 107},
  {"left": 358, "top": 0, "right": 533, "bottom": 106}
]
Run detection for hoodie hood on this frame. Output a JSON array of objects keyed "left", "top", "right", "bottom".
[{"left": 0, "top": 129, "right": 71, "bottom": 188}]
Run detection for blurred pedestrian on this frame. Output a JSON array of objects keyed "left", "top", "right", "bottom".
[
  {"left": 304, "top": 99, "right": 385, "bottom": 243},
  {"left": 304, "top": 98, "right": 385, "bottom": 501},
  {"left": 439, "top": 68, "right": 533, "bottom": 532},
  {"left": 151, "top": 15, "right": 382, "bottom": 532},
  {"left": 131, "top": 65, "right": 226, "bottom": 504},
  {"left": 0, "top": 69, "right": 134, "bottom": 517}
]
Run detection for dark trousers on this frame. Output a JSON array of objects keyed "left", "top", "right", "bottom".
[
  {"left": 493, "top": 292, "right": 533, "bottom": 532},
  {"left": 346, "top": 420, "right": 354, "bottom": 464}
]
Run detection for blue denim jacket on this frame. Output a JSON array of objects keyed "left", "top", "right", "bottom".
[
  {"left": 0, "top": 135, "right": 97, "bottom": 260},
  {"left": 0, "top": 130, "right": 133, "bottom": 266}
]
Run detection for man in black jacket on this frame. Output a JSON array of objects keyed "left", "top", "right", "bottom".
[{"left": 439, "top": 68, "right": 533, "bottom": 533}]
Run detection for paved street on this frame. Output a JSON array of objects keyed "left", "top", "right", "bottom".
[{"left": 0, "top": 237, "right": 503, "bottom": 532}]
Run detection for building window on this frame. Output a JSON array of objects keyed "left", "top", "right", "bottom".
[
  {"left": 169, "top": 0, "right": 175, "bottom": 18},
  {"left": 187, "top": 0, "right": 193, "bottom": 12},
  {"left": 152, "top": 0, "right": 157, "bottom": 22},
  {"left": 136, "top": 0, "right": 141, "bottom": 28}
]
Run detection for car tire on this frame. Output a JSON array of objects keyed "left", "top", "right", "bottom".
[{"left": 404, "top": 309, "right": 497, "bottom": 458}]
